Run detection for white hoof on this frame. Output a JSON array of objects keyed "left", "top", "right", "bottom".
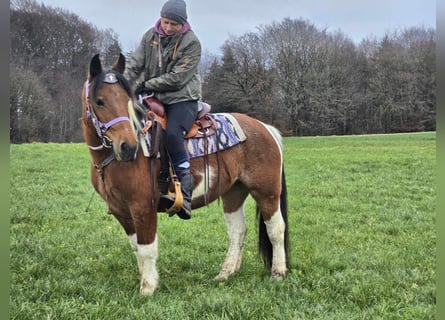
[
  {"left": 139, "top": 279, "right": 157, "bottom": 296},
  {"left": 271, "top": 268, "right": 287, "bottom": 280},
  {"left": 214, "top": 273, "right": 229, "bottom": 281}
]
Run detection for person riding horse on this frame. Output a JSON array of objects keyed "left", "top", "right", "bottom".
[{"left": 124, "top": 0, "right": 201, "bottom": 219}]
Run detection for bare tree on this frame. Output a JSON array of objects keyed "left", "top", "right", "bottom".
[
  {"left": 10, "top": 0, "right": 123, "bottom": 142},
  {"left": 10, "top": 66, "right": 53, "bottom": 142},
  {"left": 260, "top": 18, "right": 327, "bottom": 135}
]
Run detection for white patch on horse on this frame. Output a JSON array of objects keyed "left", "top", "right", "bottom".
[
  {"left": 215, "top": 205, "right": 247, "bottom": 280},
  {"left": 192, "top": 166, "right": 216, "bottom": 200},
  {"left": 260, "top": 122, "right": 283, "bottom": 166},
  {"left": 264, "top": 211, "right": 288, "bottom": 279},
  {"left": 128, "top": 233, "right": 137, "bottom": 252},
  {"left": 136, "top": 235, "right": 159, "bottom": 295}
]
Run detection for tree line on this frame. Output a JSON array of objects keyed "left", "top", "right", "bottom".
[
  {"left": 10, "top": 0, "right": 435, "bottom": 143},
  {"left": 202, "top": 19, "right": 436, "bottom": 136}
]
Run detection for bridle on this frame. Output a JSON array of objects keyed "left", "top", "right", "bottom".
[{"left": 84, "top": 72, "right": 132, "bottom": 151}]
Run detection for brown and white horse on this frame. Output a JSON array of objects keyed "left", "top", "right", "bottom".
[{"left": 81, "top": 53, "right": 289, "bottom": 295}]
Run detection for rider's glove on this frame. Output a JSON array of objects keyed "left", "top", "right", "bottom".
[{"left": 135, "top": 82, "right": 148, "bottom": 97}]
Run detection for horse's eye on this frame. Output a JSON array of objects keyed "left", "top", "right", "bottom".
[{"left": 96, "top": 98, "right": 104, "bottom": 106}]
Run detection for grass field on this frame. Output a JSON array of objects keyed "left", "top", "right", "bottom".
[{"left": 10, "top": 132, "right": 436, "bottom": 319}]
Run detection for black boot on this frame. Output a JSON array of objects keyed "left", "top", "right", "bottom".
[
  {"left": 177, "top": 171, "right": 193, "bottom": 219},
  {"left": 157, "top": 170, "right": 193, "bottom": 219}
]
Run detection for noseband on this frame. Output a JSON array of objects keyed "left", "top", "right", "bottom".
[{"left": 85, "top": 72, "right": 131, "bottom": 151}]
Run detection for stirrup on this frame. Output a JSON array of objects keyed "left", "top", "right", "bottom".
[
  {"left": 168, "top": 178, "right": 183, "bottom": 213},
  {"left": 158, "top": 195, "right": 191, "bottom": 219},
  {"left": 157, "top": 178, "right": 191, "bottom": 219}
]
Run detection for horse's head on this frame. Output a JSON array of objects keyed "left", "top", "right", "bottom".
[{"left": 82, "top": 54, "right": 139, "bottom": 162}]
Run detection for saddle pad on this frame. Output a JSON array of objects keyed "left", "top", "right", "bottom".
[{"left": 185, "top": 113, "right": 247, "bottom": 159}]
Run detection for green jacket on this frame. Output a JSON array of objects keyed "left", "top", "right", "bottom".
[{"left": 124, "top": 21, "right": 202, "bottom": 105}]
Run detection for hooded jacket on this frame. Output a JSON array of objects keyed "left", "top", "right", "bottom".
[{"left": 124, "top": 19, "right": 202, "bottom": 104}]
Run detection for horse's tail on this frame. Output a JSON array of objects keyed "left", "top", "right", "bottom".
[{"left": 257, "top": 166, "right": 290, "bottom": 270}]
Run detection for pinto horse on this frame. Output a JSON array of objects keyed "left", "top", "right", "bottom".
[{"left": 81, "top": 53, "right": 289, "bottom": 295}]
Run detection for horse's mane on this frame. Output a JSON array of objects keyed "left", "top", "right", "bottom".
[{"left": 89, "top": 69, "right": 133, "bottom": 100}]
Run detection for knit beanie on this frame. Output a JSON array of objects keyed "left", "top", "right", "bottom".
[{"left": 160, "top": 0, "right": 188, "bottom": 25}]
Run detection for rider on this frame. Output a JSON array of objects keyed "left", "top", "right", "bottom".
[{"left": 124, "top": 0, "right": 201, "bottom": 219}]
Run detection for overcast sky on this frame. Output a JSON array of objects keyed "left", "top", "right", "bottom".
[{"left": 37, "top": 0, "right": 436, "bottom": 54}]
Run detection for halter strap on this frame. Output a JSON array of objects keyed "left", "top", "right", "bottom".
[
  {"left": 85, "top": 80, "right": 90, "bottom": 98},
  {"left": 85, "top": 79, "right": 131, "bottom": 131},
  {"left": 103, "top": 116, "right": 131, "bottom": 129}
]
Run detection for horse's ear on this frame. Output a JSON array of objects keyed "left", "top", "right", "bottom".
[
  {"left": 113, "top": 53, "right": 126, "bottom": 74},
  {"left": 89, "top": 54, "right": 102, "bottom": 79}
]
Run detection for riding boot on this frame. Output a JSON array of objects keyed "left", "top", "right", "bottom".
[{"left": 177, "top": 171, "right": 193, "bottom": 219}]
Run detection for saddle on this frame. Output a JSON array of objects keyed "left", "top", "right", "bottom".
[{"left": 140, "top": 96, "right": 217, "bottom": 138}]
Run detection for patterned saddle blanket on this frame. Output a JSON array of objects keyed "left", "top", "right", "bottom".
[{"left": 185, "top": 113, "right": 246, "bottom": 159}]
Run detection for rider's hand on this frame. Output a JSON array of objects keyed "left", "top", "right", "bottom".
[{"left": 135, "top": 82, "right": 149, "bottom": 97}]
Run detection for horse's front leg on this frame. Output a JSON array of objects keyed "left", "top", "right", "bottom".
[
  {"left": 135, "top": 235, "right": 158, "bottom": 295},
  {"left": 112, "top": 212, "right": 138, "bottom": 252},
  {"left": 133, "top": 209, "right": 159, "bottom": 296},
  {"left": 215, "top": 206, "right": 247, "bottom": 281},
  {"left": 112, "top": 210, "right": 158, "bottom": 294}
]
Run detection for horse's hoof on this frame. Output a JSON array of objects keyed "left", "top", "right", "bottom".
[
  {"left": 271, "top": 274, "right": 284, "bottom": 281},
  {"left": 214, "top": 273, "right": 229, "bottom": 281},
  {"left": 271, "top": 270, "right": 287, "bottom": 280},
  {"left": 139, "top": 280, "right": 157, "bottom": 296}
]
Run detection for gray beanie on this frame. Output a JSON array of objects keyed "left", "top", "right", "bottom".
[{"left": 160, "top": 0, "right": 188, "bottom": 25}]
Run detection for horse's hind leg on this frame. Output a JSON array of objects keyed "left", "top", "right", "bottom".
[
  {"left": 215, "top": 183, "right": 249, "bottom": 281},
  {"left": 252, "top": 184, "right": 288, "bottom": 279},
  {"left": 263, "top": 211, "right": 287, "bottom": 279}
]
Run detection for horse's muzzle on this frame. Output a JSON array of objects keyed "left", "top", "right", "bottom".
[{"left": 116, "top": 140, "right": 138, "bottom": 162}]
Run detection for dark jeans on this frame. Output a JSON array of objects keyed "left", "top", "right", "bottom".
[{"left": 165, "top": 100, "right": 198, "bottom": 170}]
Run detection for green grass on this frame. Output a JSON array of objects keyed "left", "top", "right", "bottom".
[{"left": 10, "top": 132, "right": 436, "bottom": 319}]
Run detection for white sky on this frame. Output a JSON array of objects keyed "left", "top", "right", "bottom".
[{"left": 37, "top": 0, "right": 436, "bottom": 54}]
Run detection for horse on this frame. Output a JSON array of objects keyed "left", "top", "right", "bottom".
[{"left": 81, "top": 53, "right": 289, "bottom": 295}]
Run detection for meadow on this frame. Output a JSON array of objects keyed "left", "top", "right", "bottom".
[{"left": 10, "top": 132, "right": 436, "bottom": 319}]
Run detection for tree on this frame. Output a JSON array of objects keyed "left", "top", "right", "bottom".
[
  {"left": 10, "top": 0, "right": 124, "bottom": 142},
  {"left": 260, "top": 18, "right": 327, "bottom": 135},
  {"left": 319, "top": 32, "right": 361, "bottom": 135},
  {"left": 100, "top": 28, "right": 123, "bottom": 66},
  {"left": 10, "top": 66, "right": 53, "bottom": 143}
]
